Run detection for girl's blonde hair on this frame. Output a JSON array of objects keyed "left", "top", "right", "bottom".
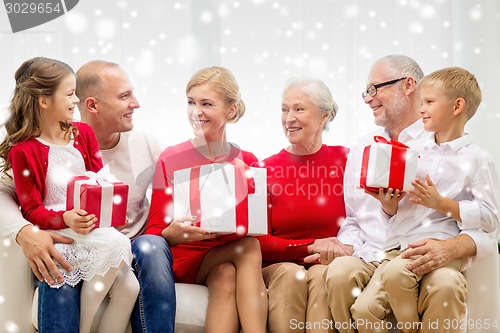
[
  {"left": 186, "top": 66, "right": 245, "bottom": 123},
  {"left": 0, "top": 57, "right": 76, "bottom": 175}
]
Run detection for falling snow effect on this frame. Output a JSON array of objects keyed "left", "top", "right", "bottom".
[
  {"left": 113, "top": 194, "right": 123, "bottom": 204},
  {"left": 95, "top": 19, "right": 117, "bottom": 39},
  {"left": 1, "top": 0, "right": 500, "bottom": 329},
  {"left": 236, "top": 225, "right": 247, "bottom": 236},
  {"left": 4, "top": 321, "right": 19, "bottom": 333},
  {"left": 295, "top": 269, "right": 306, "bottom": 281},
  {"left": 93, "top": 281, "right": 105, "bottom": 292}
]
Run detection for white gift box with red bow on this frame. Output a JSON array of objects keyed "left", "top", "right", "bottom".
[
  {"left": 360, "top": 136, "right": 419, "bottom": 192},
  {"left": 173, "top": 161, "right": 267, "bottom": 236}
]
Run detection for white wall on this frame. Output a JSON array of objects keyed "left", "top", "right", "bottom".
[{"left": 1, "top": 0, "right": 499, "bottom": 170}]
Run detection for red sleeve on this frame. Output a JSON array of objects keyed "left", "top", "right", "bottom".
[
  {"left": 254, "top": 151, "right": 314, "bottom": 263},
  {"left": 257, "top": 234, "right": 315, "bottom": 262},
  {"left": 9, "top": 145, "right": 65, "bottom": 230},
  {"left": 145, "top": 156, "right": 171, "bottom": 235},
  {"left": 256, "top": 193, "right": 315, "bottom": 263},
  {"left": 242, "top": 151, "right": 258, "bottom": 165},
  {"left": 75, "top": 122, "right": 103, "bottom": 172}
]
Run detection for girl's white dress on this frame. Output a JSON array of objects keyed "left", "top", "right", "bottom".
[{"left": 39, "top": 138, "right": 132, "bottom": 288}]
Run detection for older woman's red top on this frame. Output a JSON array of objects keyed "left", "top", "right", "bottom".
[{"left": 256, "top": 144, "right": 349, "bottom": 267}]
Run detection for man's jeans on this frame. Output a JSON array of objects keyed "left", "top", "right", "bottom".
[
  {"left": 38, "top": 281, "right": 81, "bottom": 333},
  {"left": 37, "top": 234, "right": 175, "bottom": 333},
  {"left": 131, "top": 234, "right": 176, "bottom": 333}
]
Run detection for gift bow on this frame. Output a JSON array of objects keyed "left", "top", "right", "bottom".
[
  {"left": 82, "top": 165, "right": 117, "bottom": 185},
  {"left": 73, "top": 165, "right": 115, "bottom": 226},
  {"left": 373, "top": 135, "right": 409, "bottom": 149}
]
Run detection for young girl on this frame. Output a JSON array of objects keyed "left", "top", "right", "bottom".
[{"left": 0, "top": 57, "right": 139, "bottom": 333}]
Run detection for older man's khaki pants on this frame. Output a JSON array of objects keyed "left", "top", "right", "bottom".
[{"left": 324, "top": 253, "right": 467, "bottom": 333}]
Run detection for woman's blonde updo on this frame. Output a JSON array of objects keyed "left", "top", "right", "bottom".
[{"left": 186, "top": 66, "right": 245, "bottom": 123}]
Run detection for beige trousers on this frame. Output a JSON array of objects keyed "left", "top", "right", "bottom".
[
  {"left": 263, "top": 263, "right": 335, "bottom": 333},
  {"left": 379, "top": 250, "right": 467, "bottom": 333},
  {"left": 324, "top": 253, "right": 467, "bottom": 333},
  {"left": 324, "top": 256, "right": 383, "bottom": 333}
]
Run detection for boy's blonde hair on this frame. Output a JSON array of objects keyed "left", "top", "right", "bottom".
[{"left": 418, "top": 67, "right": 481, "bottom": 120}]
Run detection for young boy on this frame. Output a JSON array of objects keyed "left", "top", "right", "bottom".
[{"left": 365, "top": 67, "right": 500, "bottom": 331}]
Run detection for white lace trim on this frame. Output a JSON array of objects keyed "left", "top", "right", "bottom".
[{"left": 50, "top": 228, "right": 132, "bottom": 288}]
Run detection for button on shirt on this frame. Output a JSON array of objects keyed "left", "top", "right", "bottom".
[{"left": 384, "top": 134, "right": 500, "bottom": 252}]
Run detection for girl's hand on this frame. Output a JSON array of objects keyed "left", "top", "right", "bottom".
[
  {"left": 364, "top": 187, "right": 406, "bottom": 217},
  {"left": 63, "top": 209, "right": 97, "bottom": 234}
]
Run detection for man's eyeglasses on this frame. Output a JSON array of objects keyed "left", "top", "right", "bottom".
[{"left": 361, "top": 77, "right": 407, "bottom": 99}]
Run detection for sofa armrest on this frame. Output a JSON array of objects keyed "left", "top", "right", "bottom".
[
  {"left": 463, "top": 253, "right": 500, "bottom": 333},
  {"left": 0, "top": 234, "right": 36, "bottom": 333}
]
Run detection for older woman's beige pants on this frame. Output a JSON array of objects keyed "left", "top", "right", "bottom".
[
  {"left": 262, "top": 263, "right": 335, "bottom": 333},
  {"left": 324, "top": 256, "right": 384, "bottom": 333}
]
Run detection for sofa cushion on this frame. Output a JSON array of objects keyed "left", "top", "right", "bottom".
[{"left": 174, "top": 283, "right": 208, "bottom": 328}]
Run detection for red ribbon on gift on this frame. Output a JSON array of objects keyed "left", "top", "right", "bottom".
[
  {"left": 373, "top": 135, "right": 409, "bottom": 149},
  {"left": 360, "top": 136, "right": 409, "bottom": 192},
  {"left": 66, "top": 173, "right": 128, "bottom": 228},
  {"left": 189, "top": 159, "right": 256, "bottom": 235}
]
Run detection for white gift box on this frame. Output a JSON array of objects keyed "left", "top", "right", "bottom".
[
  {"left": 173, "top": 162, "right": 268, "bottom": 236},
  {"left": 360, "top": 137, "right": 419, "bottom": 192}
]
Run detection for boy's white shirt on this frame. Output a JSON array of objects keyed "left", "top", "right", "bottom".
[
  {"left": 339, "top": 119, "right": 498, "bottom": 267},
  {"left": 383, "top": 134, "right": 500, "bottom": 253}
]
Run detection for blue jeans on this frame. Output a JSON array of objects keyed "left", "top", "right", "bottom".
[
  {"left": 131, "top": 234, "right": 176, "bottom": 333},
  {"left": 38, "top": 281, "right": 81, "bottom": 333}
]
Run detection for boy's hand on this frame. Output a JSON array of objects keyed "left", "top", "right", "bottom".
[
  {"left": 365, "top": 187, "right": 406, "bottom": 216},
  {"left": 409, "top": 174, "right": 443, "bottom": 210},
  {"left": 63, "top": 209, "right": 97, "bottom": 234}
]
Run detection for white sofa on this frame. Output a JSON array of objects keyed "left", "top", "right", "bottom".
[{"left": 1, "top": 232, "right": 499, "bottom": 333}]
